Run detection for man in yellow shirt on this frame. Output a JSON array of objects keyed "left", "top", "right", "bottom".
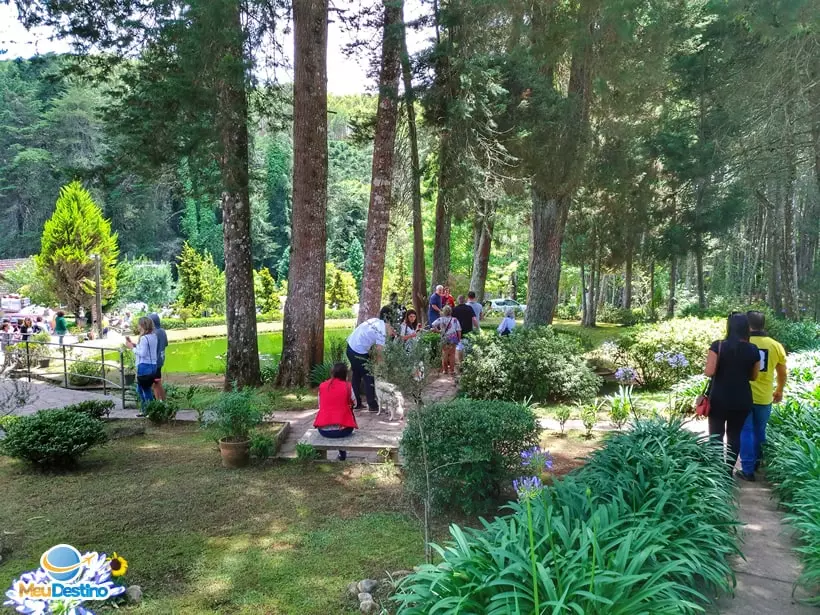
[{"left": 737, "top": 311, "right": 787, "bottom": 481}]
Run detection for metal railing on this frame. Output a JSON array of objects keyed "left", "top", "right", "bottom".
[{"left": 2, "top": 340, "right": 134, "bottom": 408}]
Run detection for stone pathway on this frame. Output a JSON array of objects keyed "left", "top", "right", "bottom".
[{"left": 714, "top": 477, "right": 817, "bottom": 614}]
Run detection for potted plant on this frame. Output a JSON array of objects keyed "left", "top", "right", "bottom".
[{"left": 206, "top": 388, "right": 263, "bottom": 468}]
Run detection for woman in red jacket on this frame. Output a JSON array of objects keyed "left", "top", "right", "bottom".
[{"left": 314, "top": 363, "right": 358, "bottom": 460}]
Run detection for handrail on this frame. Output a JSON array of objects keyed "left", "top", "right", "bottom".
[{"left": 3, "top": 339, "right": 134, "bottom": 408}]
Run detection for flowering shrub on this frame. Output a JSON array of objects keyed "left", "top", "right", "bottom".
[
  {"left": 459, "top": 327, "right": 601, "bottom": 403},
  {"left": 616, "top": 318, "right": 721, "bottom": 389}
]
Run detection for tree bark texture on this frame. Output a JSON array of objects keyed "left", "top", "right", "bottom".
[
  {"left": 214, "top": 0, "right": 260, "bottom": 388},
  {"left": 277, "top": 0, "right": 328, "bottom": 387},
  {"left": 525, "top": 2, "right": 594, "bottom": 326},
  {"left": 667, "top": 255, "right": 677, "bottom": 319},
  {"left": 623, "top": 245, "right": 633, "bottom": 309},
  {"left": 469, "top": 199, "right": 495, "bottom": 302},
  {"left": 695, "top": 237, "right": 706, "bottom": 310},
  {"left": 399, "top": 3, "right": 427, "bottom": 323},
  {"left": 781, "top": 150, "right": 800, "bottom": 320},
  {"left": 358, "top": 0, "right": 402, "bottom": 325},
  {"left": 526, "top": 185, "right": 571, "bottom": 326},
  {"left": 431, "top": 138, "right": 453, "bottom": 290}
]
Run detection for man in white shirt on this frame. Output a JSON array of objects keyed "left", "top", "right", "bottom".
[{"left": 346, "top": 317, "right": 394, "bottom": 411}]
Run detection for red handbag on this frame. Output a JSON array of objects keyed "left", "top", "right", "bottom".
[{"left": 696, "top": 342, "right": 721, "bottom": 417}]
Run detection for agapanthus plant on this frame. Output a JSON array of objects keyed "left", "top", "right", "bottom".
[
  {"left": 4, "top": 551, "right": 126, "bottom": 615},
  {"left": 520, "top": 446, "right": 553, "bottom": 474},
  {"left": 614, "top": 366, "right": 638, "bottom": 384},
  {"left": 654, "top": 351, "right": 689, "bottom": 369},
  {"left": 513, "top": 475, "right": 544, "bottom": 501}
]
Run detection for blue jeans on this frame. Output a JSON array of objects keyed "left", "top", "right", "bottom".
[{"left": 740, "top": 404, "right": 772, "bottom": 474}]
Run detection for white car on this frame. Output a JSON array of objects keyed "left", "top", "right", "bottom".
[{"left": 487, "top": 298, "right": 527, "bottom": 314}]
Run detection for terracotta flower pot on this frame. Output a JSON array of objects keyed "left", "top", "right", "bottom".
[{"left": 219, "top": 437, "right": 251, "bottom": 468}]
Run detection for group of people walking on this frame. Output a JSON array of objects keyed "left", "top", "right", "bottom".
[
  {"left": 704, "top": 310, "right": 787, "bottom": 480},
  {"left": 126, "top": 313, "right": 168, "bottom": 413}
]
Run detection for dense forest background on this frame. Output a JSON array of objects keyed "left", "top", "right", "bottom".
[{"left": 1, "top": 0, "right": 818, "bottom": 330}]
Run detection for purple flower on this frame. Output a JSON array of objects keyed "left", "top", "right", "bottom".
[
  {"left": 513, "top": 475, "right": 543, "bottom": 500},
  {"left": 520, "top": 446, "right": 553, "bottom": 472},
  {"left": 614, "top": 367, "right": 637, "bottom": 384}
]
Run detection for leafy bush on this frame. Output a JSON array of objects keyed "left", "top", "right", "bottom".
[
  {"left": 0, "top": 409, "right": 107, "bottom": 468},
  {"left": 459, "top": 327, "right": 600, "bottom": 404},
  {"left": 554, "top": 405, "right": 572, "bottom": 435},
  {"left": 766, "top": 402, "right": 820, "bottom": 604},
  {"left": 395, "top": 419, "right": 739, "bottom": 614},
  {"left": 667, "top": 374, "right": 709, "bottom": 418},
  {"left": 597, "top": 304, "right": 643, "bottom": 326},
  {"left": 766, "top": 317, "right": 820, "bottom": 353},
  {"left": 616, "top": 317, "right": 721, "bottom": 389},
  {"left": 0, "top": 415, "right": 21, "bottom": 432},
  {"left": 579, "top": 399, "right": 602, "bottom": 437},
  {"left": 554, "top": 303, "right": 580, "bottom": 321},
  {"left": 260, "top": 360, "right": 279, "bottom": 384},
  {"left": 143, "top": 399, "right": 178, "bottom": 424},
  {"left": 206, "top": 388, "right": 263, "bottom": 440},
  {"left": 400, "top": 399, "right": 540, "bottom": 515},
  {"left": 68, "top": 359, "right": 103, "bottom": 386},
  {"left": 62, "top": 399, "right": 114, "bottom": 420},
  {"left": 250, "top": 432, "right": 276, "bottom": 460},
  {"left": 296, "top": 442, "right": 319, "bottom": 461}
]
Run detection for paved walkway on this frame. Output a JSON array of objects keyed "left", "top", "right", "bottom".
[{"left": 714, "top": 477, "right": 817, "bottom": 614}]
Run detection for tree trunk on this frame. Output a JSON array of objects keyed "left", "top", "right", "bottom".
[
  {"left": 649, "top": 259, "right": 656, "bottom": 320},
  {"left": 214, "top": 0, "right": 259, "bottom": 388},
  {"left": 695, "top": 237, "right": 706, "bottom": 310},
  {"left": 399, "top": 2, "right": 427, "bottom": 323},
  {"left": 667, "top": 255, "right": 677, "bottom": 319},
  {"left": 526, "top": 185, "right": 570, "bottom": 326},
  {"left": 623, "top": 244, "right": 633, "bottom": 309},
  {"left": 469, "top": 199, "right": 494, "bottom": 302},
  {"left": 358, "top": 0, "right": 402, "bottom": 325},
  {"left": 431, "top": 140, "right": 452, "bottom": 291},
  {"left": 277, "top": 0, "right": 328, "bottom": 387},
  {"left": 781, "top": 155, "right": 800, "bottom": 320},
  {"left": 580, "top": 262, "right": 587, "bottom": 321},
  {"left": 768, "top": 208, "right": 782, "bottom": 313}
]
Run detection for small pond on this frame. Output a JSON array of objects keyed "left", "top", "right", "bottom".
[{"left": 163, "top": 328, "right": 351, "bottom": 373}]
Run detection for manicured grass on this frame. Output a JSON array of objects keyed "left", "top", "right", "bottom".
[
  {"left": 0, "top": 423, "right": 426, "bottom": 614},
  {"left": 173, "top": 383, "right": 320, "bottom": 414}
]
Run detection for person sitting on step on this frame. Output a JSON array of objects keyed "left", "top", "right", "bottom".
[{"left": 314, "top": 363, "right": 358, "bottom": 461}]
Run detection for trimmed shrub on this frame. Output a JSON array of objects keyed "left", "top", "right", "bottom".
[
  {"left": 395, "top": 419, "right": 740, "bottom": 614},
  {"left": 616, "top": 317, "right": 721, "bottom": 389},
  {"left": 143, "top": 399, "right": 178, "bottom": 424},
  {"left": 0, "top": 409, "right": 107, "bottom": 468},
  {"left": 68, "top": 359, "right": 103, "bottom": 387},
  {"left": 459, "top": 327, "right": 600, "bottom": 404},
  {"left": 62, "top": 399, "right": 114, "bottom": 420},
  {"left": 400, "top": 399, "right": 540, "bottom": 515}
]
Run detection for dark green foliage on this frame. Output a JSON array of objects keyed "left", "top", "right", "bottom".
[
  {"left": 400, "top": 399, "right": 540, "bottom": 515},
  {"left": 346, "top": 238, "right": 364, "bottom": 292},
  {"left": 143, "top": 399, "right": 179, "bottom": 424},
  {"left": 114, "top": 258, "right": 175, "bottom": 308},
  {"left": 1, "top": 409, "right": 107, "bottom": 468},
  {"left": 765, "top": 402, "right": 820, "bottom": 604},
  {"left": 68, "top": 359, "right": 103, "bottom": 387},
  {"left": 395, "top": 419, "right": 740, "bottom": 614},
  {"left": 62, "top": 399, "right": 114, "bottom": 420},
  {"left": 459, "top": 327, "right": 601, "bottom": 404},
  {"left": 765, "top": 318, "right": 820, "bottom": 353},
  {"left": 250, "top": 432, "right": 275, "bottom": 460},
  {"left": 206, "top": 388, "right": 263, "bottom": 440},
  {"left": 310, "top": 362, "right": 334, "bottom": 386}
]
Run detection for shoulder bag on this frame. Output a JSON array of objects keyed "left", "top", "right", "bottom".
[{"left": 696, "top": 342, "right": 721, "bottom": 417}]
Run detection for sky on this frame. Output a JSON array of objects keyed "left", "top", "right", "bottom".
[{"left": 0, "top": 3, "right": 429, "bottom": 95}]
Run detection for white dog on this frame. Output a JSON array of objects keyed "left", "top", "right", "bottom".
[{"left": 374, "top": 380, "right": 405, "bottom": 421}]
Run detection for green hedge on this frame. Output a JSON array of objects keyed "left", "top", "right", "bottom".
[
  {"left": 0, "top": 409, "right": 107, "bottom": 468},
  {"left": 400, "top": 399, "right": 540, "bottom": 515},
  {"left": 395, "top": 419, "right": 740, "bottom": 614},
  {"left": 459, "top": 327, "right": 600, "bottom": 404},
  {"left": 155, "top": 309, "right": 355, "bottom": 330}
]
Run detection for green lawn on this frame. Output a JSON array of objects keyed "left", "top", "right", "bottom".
[{"left": 0, "top": 423, "right": 425, "bottom": 614}]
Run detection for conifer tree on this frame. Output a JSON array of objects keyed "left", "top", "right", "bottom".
[{"left": 36, "top": 181, "right": 119, "bottom": 315}]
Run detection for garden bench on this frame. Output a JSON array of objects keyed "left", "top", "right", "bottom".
[{"left": 300, "top": 428, "right": 401, "bottom": 463}]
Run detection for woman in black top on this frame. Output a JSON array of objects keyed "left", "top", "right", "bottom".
[{"left": 704, "top": 313, "right": 760, "bottom": 473}]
